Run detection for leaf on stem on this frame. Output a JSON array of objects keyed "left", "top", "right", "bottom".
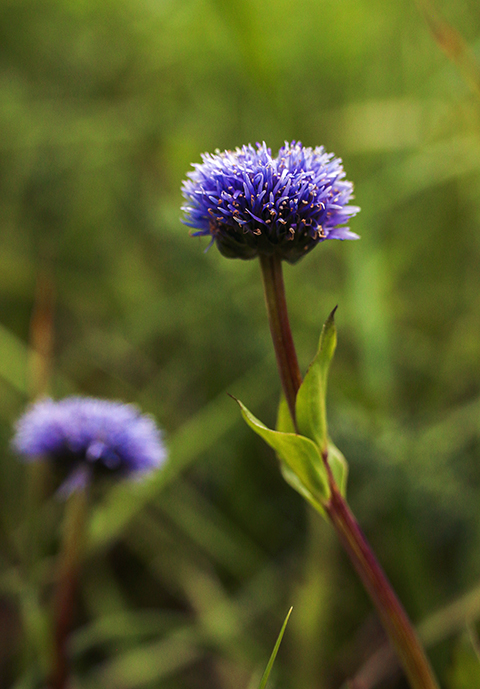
[
  {"left": 276, "top": 396, "right": 341, "bottom": 512},
  {"left": 295, "top": 307, "right": 337, "bottom": 452},
  {"left": 326, "top": 440, "right": 348, "bottom": 497},
  {"left": 234, "top": 398, "right": 330, "bottom": 505}
]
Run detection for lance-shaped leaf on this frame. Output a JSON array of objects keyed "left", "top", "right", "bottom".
[
  {"left": 235, "top": 398, "right": 330, "bottom": 505},
  {"left": 295, "top": 308, "right": 337, "bottom": 452}
]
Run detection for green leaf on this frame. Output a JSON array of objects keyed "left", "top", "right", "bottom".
[
  {"left": 279, "top": 463, "right": 327, "bottom": 518},
  {"left": 275, "top": 394, "right": 295, "bottom": 434},
  {"left": 235, "top": 398, "right": 330, "bottom": 505},
  {"left": 280, "top": 442, "right": 347, "bottom": 518},
  {"left": 327, "top": 440, "right": 348, "bottom": 497},
  {"left": 295, "top": 308, "right": 337, "bottom": 452},
  {"left": 257, "top": 607, "right": 293, "bottom": 689}
]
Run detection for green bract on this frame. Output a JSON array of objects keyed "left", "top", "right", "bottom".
[
  {"left": 236, "top": 311, "right": 348, "bottom": 518},
  {"left": 236, "top": 400, "right": 330, "bottom": 507}
]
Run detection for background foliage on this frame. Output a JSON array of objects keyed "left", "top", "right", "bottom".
[{"left": 2, "top": 0, "right": 480, "bottom": 686}]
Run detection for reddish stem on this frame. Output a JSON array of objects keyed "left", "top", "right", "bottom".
[
  {"left": 259, "top": 254, "right": 439, "bottom": 689},
  {"left": 259, "top": 254, "right": 302, "bottom": 427}
]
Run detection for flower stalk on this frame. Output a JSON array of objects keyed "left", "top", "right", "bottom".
[
  {"left": 259, "top": 257, "right": 440, "bottom": 689},
  {"left": 259, "top": 254, "right": 302, "bottom": 427},
  {"left": 49, "top": 482, "right": 88, "bottom": 689}
]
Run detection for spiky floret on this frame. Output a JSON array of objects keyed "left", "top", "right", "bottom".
[{"left": 181, "top": 141, "right": 359, "bottom": 262}]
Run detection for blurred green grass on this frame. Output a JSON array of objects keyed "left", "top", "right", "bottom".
[{"left": 2, "top": 0, "right": 480, "bottom": 686}]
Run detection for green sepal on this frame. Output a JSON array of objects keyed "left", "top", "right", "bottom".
[
  {"left": 235, "top": 398, "right": 330, "bottom": 505},
  {"left": 295, "top": 307, "right": 337, "bottom": 452}
]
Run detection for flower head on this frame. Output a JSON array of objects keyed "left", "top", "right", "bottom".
[
  {"left": 181, "top": 141, "right": 360, "bottom": 263},
  {"left": 12, "top": 397, "right": 166, "bottom": 489}
]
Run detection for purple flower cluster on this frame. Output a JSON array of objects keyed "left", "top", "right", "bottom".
[
  {"left": 12, "top": 397, "right": 166, "bottom": 486},
  {"left": 181, "top": 141, "right": 359, "bottom": 263}
]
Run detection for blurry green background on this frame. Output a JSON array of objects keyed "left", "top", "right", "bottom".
[{"left": 1, "top": 0, "right": 480, "bottom": 686}]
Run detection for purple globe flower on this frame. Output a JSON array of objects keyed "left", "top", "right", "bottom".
[
  {"left": 181, "top": 141, "right": 360, "bottom": 263},
  {"left": 12, "top": 397, "right": 166, "bottom": 489}
]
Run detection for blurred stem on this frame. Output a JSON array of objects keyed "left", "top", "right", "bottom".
[
  {"left": 50, "top": 483, "right": 88, "bottom": 689},
  {"left": 28, "top": 266, "right": 55, "bottom": 399},
  {"left": 416, "top": 0, "right": 480, "bottom": 101},
  {"left": 259, "top": 255, "right": 439, "bottom": 689},
  {"left": 259, "top": 254, "right": 302, "bottom": 427}
]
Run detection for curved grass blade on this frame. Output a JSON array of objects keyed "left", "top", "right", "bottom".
[{"left": 258, "top": 607, "right": 293, "bottom": 689}]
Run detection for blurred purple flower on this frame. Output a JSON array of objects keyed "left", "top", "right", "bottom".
[
  {"left": 12, "top": 397, "right": 166, "bottom": 489},
  {"left": 181, "top": 141, "right": 360, "bottom": 263}
]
